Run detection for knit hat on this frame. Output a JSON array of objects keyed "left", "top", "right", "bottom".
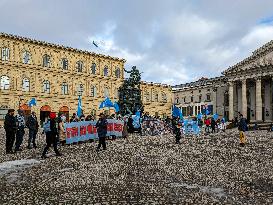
[{"left": 49, "top": 112, "right": 56, "bottom": 119}]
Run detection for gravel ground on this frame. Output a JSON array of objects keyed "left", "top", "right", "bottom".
[{"left": 0, "top": 128, "right": 273, "bottom": 204}]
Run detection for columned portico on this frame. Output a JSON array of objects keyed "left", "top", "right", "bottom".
[
  {"left": 241, "top": 79, "right": 247, "bottom": 118},
  {"left": 228, "top": 81, "right": 234, "bottom": 121},
  {"left": 256, "top": 77, "right": 262, "bottom": 121}
]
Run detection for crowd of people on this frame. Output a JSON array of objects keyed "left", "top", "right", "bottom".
[{"left": 3, "top": 108, "right": 250, "bottom": 158}]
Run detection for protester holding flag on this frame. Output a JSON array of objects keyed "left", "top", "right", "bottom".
[
  {"left": 96, "top": 113, "right": 108, "bottom": 151},
  {"left": 41, "top": 112, "right": 62, "bottom": 158}
]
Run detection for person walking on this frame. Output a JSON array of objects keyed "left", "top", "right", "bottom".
[
  {"left": 172, "top": 117, "right": 181, "bottom": 144},
  {"left": 41, "top": 112, "right": 62, "bottom": 159},
  {"left": 205, "top": 118, "right": 211, "bottom": 133},
  {"left": 4, "top": 109, "right": 17, "bottom": 154},
  {"left": 26, "top": 112, "right": 39, "bottom": 149},
  {"left": 15, "top": 110, "right": 25, "bottom": 152},
  {"left": 211, "top": 118, "right": 216, "bottom": 133},
  {"left": 238, "top": 114, "right": 247, "bottom": 147},
  {"left": 96, "top": 113, "right": 108, "bottom": 151}
]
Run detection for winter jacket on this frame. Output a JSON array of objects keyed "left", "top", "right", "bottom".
[
  {"left": 26, "top": 115, "right": 39, "bottom": 131},
  {"left": 238, "top": 118, "right": 247, "bottom": 132},
  {"left": 4, "top": 114, "right": 17, "bottom": 132},
  {"left": 96, "top": 118, "right": 108, "bottom": 137}
]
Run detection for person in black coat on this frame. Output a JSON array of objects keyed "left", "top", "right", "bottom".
[
  {"left": 26, "top": 112, "right": 39, "bottom": 149},
  {"left": 96, "top": 113, "right": 108, "bottom": 151},
  {"left": 211, "top": 118, "right": 216, "bottom": 133},
  {"left": 127, "top": 116, "right": 134, "bottom": 133},
  {"left": 4, "top": 109, "right": 17, "bottom": 154},
  {"left": 41, "top": 112, "right": 62, "bottom": 159}
]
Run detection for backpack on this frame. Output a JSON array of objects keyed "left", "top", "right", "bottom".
[{"left": 43, "top": 120, "right": 51, "bottom": 133}]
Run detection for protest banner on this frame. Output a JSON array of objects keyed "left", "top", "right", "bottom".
[{"left": 65, "top": 119, "right": 124, "bottom": 144}]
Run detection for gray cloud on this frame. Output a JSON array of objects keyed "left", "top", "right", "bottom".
[{"left": 1, "top": 0, "right": 273, "bottom": 85}]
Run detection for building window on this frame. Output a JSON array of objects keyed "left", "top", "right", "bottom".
[
  {"left": 104, "top": 66, "right": 108, "bottom": 76},
  {"left": 91, "top": 63, "right": 96, "bottom": 74},
  {"left": 184, "top": 97, "right": 186, "bottom": 103},
  {"left": 22, "top": 78, "right": 30, "bottom": 92},
  {"left": 206, "top": 94, "right": 211, "bottom": 101},
  {"left": 90, "top": 85, "right": 97, "bottom": 97},
  {"left": 22, "top": 51, "right": 31, "bottom": 64},
  {"left": 145, "top": 91, "right": 150, "bottom": 102},
  {"left": 76, "top": 61, "right": 83, "bottom": 72},
  {"left": 0, "top": 75, "right": 10, "bottom": 90},
  {"left": 154, "top": 93, "right": 159, "bottom": 102},
  {"left": 1, "top": 47, "right": 10, "bottom": 61},
  {"left": 199, "top": 95, "right": 202, "bottom": 102},
  {"left": 207, "top": 89, "right": 210, "bottom": 92},
  {"left": 191, "top": 96, "right": 194, "bottom": 102},
  {"left": 62, "top": 83, "right": 69, "bottom": 95},
  {"left": 43, "top": 80, "right": 50, "bottom": 93},
  {"left": 162, "top": 93, "right": 167, "bottom": 103},
  {"left": 61, "top": 58, "right": 68, "bottom": 70},
  {"left": 77, "top": 84, "right": 84, "bottom": 96},
  {"left": 199, "top": 90, "right": 201, "bottom": 93},
  {"left": 104, "top": 87, "right": 109, "bottom": 97},
  {"left": 176, "top": 98, "right": 179, "bottom": 104},
  {"left": 42, "top": 54, "right": 50, "bottom": 67},
  {"left": 115, "top": 67, "right": 120, "bottom": 78}
]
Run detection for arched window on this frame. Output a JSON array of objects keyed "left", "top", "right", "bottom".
[
  {"left": 103, "top": 66, "right": 108, "bottom": 76},
  {"left": 90, "top": 85, "right": 97, "bottom": 97},
  {"left": 61, "top": 82, "right": 69, "bottom": 95},
  {"left": 1, "top": 47, "right": 10, "bottom": 61},
  {"left": 145, "top": 91, "right": 150, "bottom": 102},
  {"left": 154, "top": 93, "right": 159, "bottom": 102},
  {"left": 42, "top": 54, "right": 50, "bottom": 67},
  {"left": 162, "top": 92, "right": 167, "bottom": 102},
  {"left": 115, "top": 67, "right": 120, "bottom": 78},
  {"left": 91, "top": 63, "right": 96, "bottom": 74},
  {"left": 22, "top": 51, "right": 31, "bottom": 64},
  {"left": 104, "top": 87, "right": 109, "bottom": 97},
  {"left": 43, "top": 80, "right": 50, "bottom": 93},
  {"left": 77, "top": 84, "right": 84, "bottom": 96},
  {"left": 22, "top": 78, "right": 30, "bottom": 92},
  {"left": 0, "top": 76, "right": 10, "bottom": 90},
  {"left": 61, "top": 58, "right": 68, "bottom": 70},
  {"left": 76, "top": 61, "right": 83, "bottom": 72}
]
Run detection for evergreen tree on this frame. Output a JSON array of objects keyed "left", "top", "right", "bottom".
[{"left": 118, "top": 66, "right": 143, "bottom": 115}]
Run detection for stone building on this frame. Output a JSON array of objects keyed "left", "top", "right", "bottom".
[
  {"left": 223, "top": 40, "right": 273, "bottom": 122},
  {"left": 172, "top": 77, "right": 227, "bottom": 118},
  {"left": 0, "top": 32, "right": 125, "bottom": 123},
  {"left": 141, "top": 81, "right": 172, "bottom": 117}
]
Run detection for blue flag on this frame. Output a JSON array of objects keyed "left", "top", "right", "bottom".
[
  {"left": 28, "top": 98, "right": 37, "bottom": 107},
  {"left": 172, "top": 105, "right": 182, "bottom": 119},
  {"left": 77, "top": 96, "right": 82, "bottom": 117},
  {"left": 99, "top": 97, "right": 114, "bottom": 109},
  {"left": 113, "top": 102, "right": 120, "bottom": 112},
  {"left": 213, "top": 113, "right": 219, "bottom": 120},
  {"left": 197, "top": 113, "right": 203, "bottom": 120}
]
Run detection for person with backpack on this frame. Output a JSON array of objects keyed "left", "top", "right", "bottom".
[
  {"left": 41, "top": 112, "right": 62, "bottom": 159},
  {"left": 26, "top": 112, "right": 39, "bottom": 149}
]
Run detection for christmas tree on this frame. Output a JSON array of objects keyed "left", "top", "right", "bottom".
[{"left": 118, "top": 66, "right": 144, "bottom": 115}]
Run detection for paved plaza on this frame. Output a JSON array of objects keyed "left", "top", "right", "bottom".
[{"left": 0, "top": 129, "right": 273, "bottom": 204}]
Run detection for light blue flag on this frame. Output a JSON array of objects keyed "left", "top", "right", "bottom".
[
  {"left": 99, "top": 97, "right": 114, "bottom": 109},
  {"left": 172, "top": 105, "right": 182, "bottom": 119},
  {"left": 213, "top": 113, "right": 219, "bottom": 120},
  {"left": 77, "top": 96, "right": 82, "bottom": 117},
  {"left": 28, "top": 98, "right": 37, "bottom": 107},
  {"left": 197, "top": 113, "right": 203, "bottom": 120}
]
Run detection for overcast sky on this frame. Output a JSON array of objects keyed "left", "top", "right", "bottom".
[{"left": 1, "top": 0, "right": 273, "bottom": 85}]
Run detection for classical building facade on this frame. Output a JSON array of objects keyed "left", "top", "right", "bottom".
[
  {"left": 172, "top": 77, "right": 227, "bottom": 118},
  {"left": 0, "top": 33, "right": 125, "bottom": 123},
  {"left": 223, "top": 40, "right": 273, "bottom": 122},
  {"left": 141, "top": 81, "right": 172, "bottom": 117}
]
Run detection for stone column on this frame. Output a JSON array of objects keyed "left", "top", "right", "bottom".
[
  {"left": 241, "top": 78, "right": 247, "bottom": 118},
  {"left": 256, "top": 77, "right": 262, "bottom": 121},
  {"left": 228, "top": 81, "right": 234, "bottom": 121}
]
